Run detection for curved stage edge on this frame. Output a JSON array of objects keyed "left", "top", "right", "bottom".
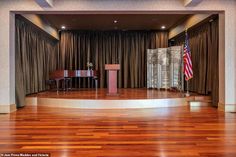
[{"left": 26, "top": 88, "right": 211, "bottom": 109}]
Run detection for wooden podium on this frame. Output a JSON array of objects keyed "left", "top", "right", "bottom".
[{"left": 105, "top": 64, "right": 120, "bottom": 95}]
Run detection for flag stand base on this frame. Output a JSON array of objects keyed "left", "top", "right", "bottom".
[
  {"left": 185, "top": 91, "right": 190, "bottom": 97},
  {"left": 185, "top": 80, "right": 190, "bottom": 97}
]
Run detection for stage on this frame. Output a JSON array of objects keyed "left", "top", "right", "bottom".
[{"left": 26, "top": 88, "right": 211, "bottom": 109}]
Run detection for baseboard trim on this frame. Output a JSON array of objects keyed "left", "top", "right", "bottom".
[
  {"left": 0, "top": 104, "right": 17, "bottom": 113},
  {"left": 218, "top": 102, "right": 236, "bottom": 112}
]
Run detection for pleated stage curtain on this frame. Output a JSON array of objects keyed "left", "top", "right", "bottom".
[
  {"left": 173, "top": 17, "right": 219, "bottom": 106},
  {"left": 59, "top": 31, "right": 168, "bottom": 88},
  {"left": 15, "top": 16, "right": 58, "bottom": 107}
]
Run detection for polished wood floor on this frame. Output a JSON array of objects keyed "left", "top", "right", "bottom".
[
  {"left": 29, "top": 88, "right": 199, "bottom": 99},
  {"left": 0, "top": 106, "right": 236, "bottom": 156}
]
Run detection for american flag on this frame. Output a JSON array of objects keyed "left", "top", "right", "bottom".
[{"left": 183, "top": 31, "right": 193, "bottom": 81}]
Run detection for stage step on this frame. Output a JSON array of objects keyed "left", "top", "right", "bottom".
[
  {"left": 194, "top": 96, "right": 212, "bottom": 101},
  {"left": 188, "top": 95, "right": 212, "bottom": 107}
]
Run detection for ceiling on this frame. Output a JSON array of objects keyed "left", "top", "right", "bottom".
[{"left": 39, "top": 14, "right": 192, "bottom": 31}]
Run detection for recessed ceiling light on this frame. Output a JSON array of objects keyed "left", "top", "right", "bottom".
[
  {"left": 61, "top": 25, "right": 66, "bottom": 30},
  {"left": 161, "top": 25, "right": 166, "bottom": 29},
  {"left": 114, "top": 20, "right": 118, "bottom": 24}
]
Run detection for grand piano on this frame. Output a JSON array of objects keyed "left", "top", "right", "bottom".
[{"left": 49, "top": 70, "right": 98, "bottom": 91}]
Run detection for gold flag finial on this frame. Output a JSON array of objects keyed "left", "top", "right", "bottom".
[{"left": 185, "top": 29, "right": 188, "bottom": 35}]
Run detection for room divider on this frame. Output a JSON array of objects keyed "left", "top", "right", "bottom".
[{"left": 147, "top": 46, "right": 184, "bottom": 90}]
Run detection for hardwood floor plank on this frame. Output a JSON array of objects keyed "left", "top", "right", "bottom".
[
  {"left": 0, "top": 106, "right": 236, "bottom": 157},
  {"left": 22, "top": 145, "right": 102, "bottom": 149}
]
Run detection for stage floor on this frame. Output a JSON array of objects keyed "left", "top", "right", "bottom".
[
  {"left": 30, "top": 88, "right": 191, "bottom": 99},
  {"left": 26, "top": 88, "right": 211, "bottom": 109}
]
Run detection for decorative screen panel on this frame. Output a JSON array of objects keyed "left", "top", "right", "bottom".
[
  {"left": 157, "top": 48, "right": 169, "bottom": 89},
  {"left": 169, "top": 46, "right": 182, "bottom": 89},
  {"left": 147, "top": 46, "right": 183, "bottom": 90},
  {"left": 147, "top": 49, "right": 159, "bottom": 88}
]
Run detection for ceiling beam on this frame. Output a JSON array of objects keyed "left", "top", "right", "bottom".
[
  {"left": 35, "top": 0, "right": 53, "bottom": 8},
  {"left": 169, "top": 14, "right": 211, "bottom": 39},
  {"left": 183, "top": 0, "right": 203, "bottom": 7},
  {"left": 22, "top": 14, "right": 59, "bottom": 40}
]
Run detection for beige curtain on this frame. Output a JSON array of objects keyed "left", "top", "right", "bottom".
[
  {"left": 59, "top": 31, "right": 168, "bottom": 88},
  {"left": 15, "top": 15, "right": 58, "bottom": 107},
  {"left": 173, "top": 17, "right": 219, "bottom": 106}
]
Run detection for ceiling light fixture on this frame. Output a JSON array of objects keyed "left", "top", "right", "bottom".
[
  {"left": 61, "top": 25, "right": 66, "bottom": 30},
  {"left": 161, "top": 25, "right": 166, "bottom": 29},
  {"left": 114, "top": 20, "right": 118, "bottom": 24}
]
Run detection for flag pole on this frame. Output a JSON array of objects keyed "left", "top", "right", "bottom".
[
  {"left": 185, "top": 79, "right": 190, "bottom": 97},
  {"left": 184, "top": 29, "right": 190, "bottom": 97},
  {"left": 181, "top": 45, "right": 184, "bottom": 93}
]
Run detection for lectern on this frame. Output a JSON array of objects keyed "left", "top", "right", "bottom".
[{"left": 105, "top": 64, "right": 120, "bottom": 95}]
